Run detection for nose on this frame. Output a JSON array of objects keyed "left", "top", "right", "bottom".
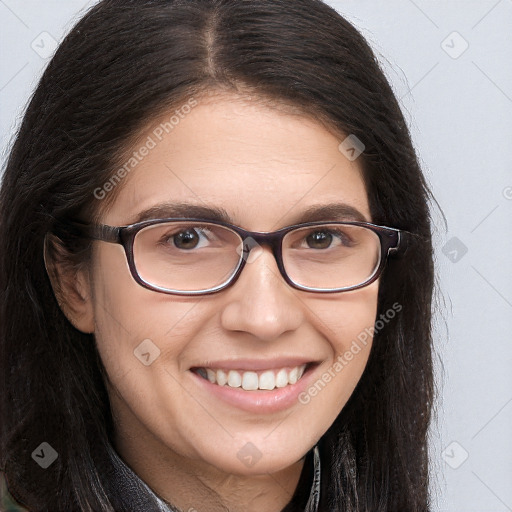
[{"left": 219, "top": 246, "right": 305, "bottom": 341}]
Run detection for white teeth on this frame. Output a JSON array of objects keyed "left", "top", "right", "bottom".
[
  {"left": 241, "top": 371, "right": 259, "bottom": 390},
  {"left": 275, "top": 369, "right": 288, "bottom": 388},
  {"left": 206, "top": 368, "right": 216, "bottom": 383},
  {"left": 258, "top": 370, "right": 275, "bottom": 390},
  {"left": 217, "top": 369, "right": 228, "bottom": 386},
  {"left": 197, "top": 364, "right": 308, "bottom": 391},
  {"left": 227, "top": 370, "right": 242, "bottom": 388},
  {"left": 288, "top": 367, "right": 299, "bottom": 384}
]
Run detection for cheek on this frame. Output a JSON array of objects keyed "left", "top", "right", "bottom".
[
  {"left": 299, "top": 283, "right": 378, "bottom": 413},
  {"left": 89, "top": 245, "right": 203, "bottom": 381},
  {"left": 313, "top": 281, "right": 379, "bottom": 356},
  {"left": 89, "top": 254, "right": 216, "bottom": 458}
]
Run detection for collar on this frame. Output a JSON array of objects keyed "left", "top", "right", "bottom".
[
  {"left": 305, "top": 444, "right": 321, "bottom": 512},
  {"left": 104, "top": 442, "right": 321, "bottom": 512}
]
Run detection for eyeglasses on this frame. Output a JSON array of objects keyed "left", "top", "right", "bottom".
[{"left": 64, "top": 218, "right": 406, "bottom": 295}]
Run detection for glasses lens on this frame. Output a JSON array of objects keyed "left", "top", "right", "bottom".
[
  {"left": 133, "top": 221, "right": 242, "bottom": 292},
  {"left": 283, "top": 224, "right": 381, "bottom": 290}
]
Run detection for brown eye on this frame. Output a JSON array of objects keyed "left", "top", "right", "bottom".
[
  {"left": 174, "top": 229, "right": 200, "bottom": 249},
  {"left": 306, "top": 231, "right": 333, "bottom": 249}
]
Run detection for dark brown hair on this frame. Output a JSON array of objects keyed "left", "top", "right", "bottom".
[{"left": 0, "top": 1, "right": 435, "bottom": 510}]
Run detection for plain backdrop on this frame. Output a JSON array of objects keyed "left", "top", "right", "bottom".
[{"left": 1, "top": 1, "right": 511, "bottom": 511}]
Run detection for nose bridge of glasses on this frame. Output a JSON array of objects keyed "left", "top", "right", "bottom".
[
  {"left": 239, "top": 230, "right": 283, "bottom": 261},
  {"left": 232, "top": 231, "right": 290, "bottom": 291}
]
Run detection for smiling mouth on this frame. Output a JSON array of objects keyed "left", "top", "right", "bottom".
[{"left": 191, "top": 364, "right": 314, "bottom": 391}]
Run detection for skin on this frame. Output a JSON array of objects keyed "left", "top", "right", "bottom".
[{"left": 54, "top": 93, "right": 378, "bottom": 512}]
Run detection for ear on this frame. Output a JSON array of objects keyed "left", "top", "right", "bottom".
[{"left": 44, "top": 233, "right": 95, "bottom": 334}]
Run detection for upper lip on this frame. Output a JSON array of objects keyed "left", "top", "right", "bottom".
[{"left": 190, "top": 357, "right": 320, "bottom": 372}]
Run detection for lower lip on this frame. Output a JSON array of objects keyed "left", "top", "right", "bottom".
[{"left": 189, "top": 365, "right": 318, "bottom": 414}]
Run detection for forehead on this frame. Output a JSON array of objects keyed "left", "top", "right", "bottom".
[{"left": 101, "top": 95, "right": 370, "bottom": 229}]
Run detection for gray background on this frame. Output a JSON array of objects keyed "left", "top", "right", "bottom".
[{"left": 1, "top": 1, "right": 511, "bottom": 510}]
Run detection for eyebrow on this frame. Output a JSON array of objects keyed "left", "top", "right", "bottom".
[
  {"left": 132, "top": 203, "right": 232, "bottom": 224},
  {"left": 295, "top": 203, "right": 368, "bottom": 223},
  {"left": 131, "top": 201, "right": 368, "bottom": 226}
]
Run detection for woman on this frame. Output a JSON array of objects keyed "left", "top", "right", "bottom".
[{"left": 0, "top": 0, "right": 435, "bottom": 510}]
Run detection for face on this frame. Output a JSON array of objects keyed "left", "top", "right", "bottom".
[{"left": 74, "top": 94, "right": 378, "bottom": 477}]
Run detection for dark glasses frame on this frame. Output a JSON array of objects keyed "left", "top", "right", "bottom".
[{"left": 62, "top": 218, "right": 407, "bottom": 295}]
